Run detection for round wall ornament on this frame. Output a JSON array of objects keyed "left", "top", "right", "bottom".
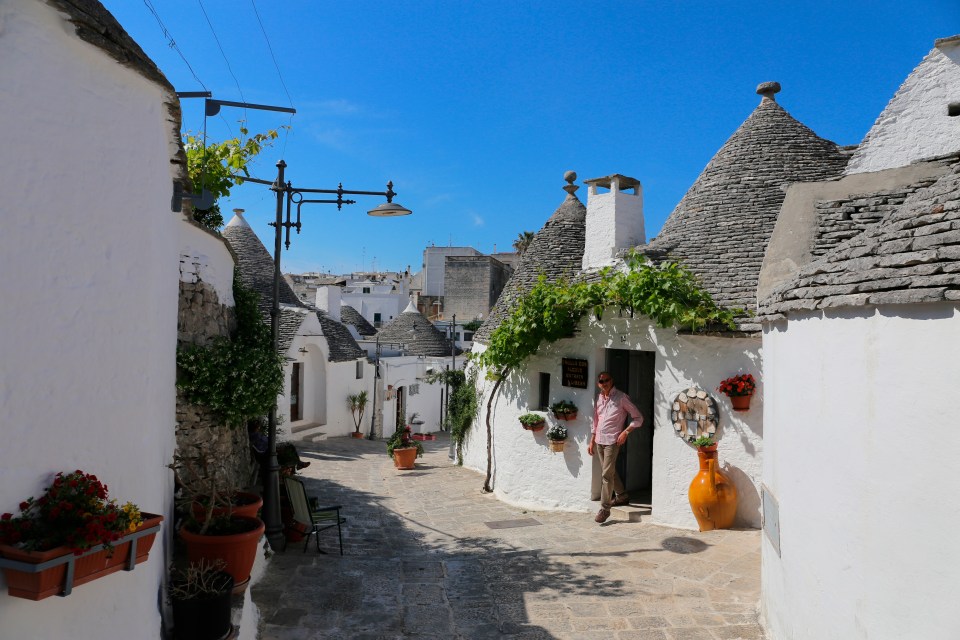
[{"left": 672, "top": 388, "right": 718, "bottom": 442}]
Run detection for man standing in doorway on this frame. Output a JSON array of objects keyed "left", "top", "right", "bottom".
[{"left": 588, "top": 371, "right": 643, "bottom": 524}]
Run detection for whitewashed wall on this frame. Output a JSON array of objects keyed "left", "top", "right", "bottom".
[
  {"left": 761, "top": 305, "right": 960, "bottom": 640},
  {"left": 179, "top": 223, "right": 236, "bottom": 306},
  {"left": 379, "top": 357, "right": 448, "bottom": 439},
  {"left": 0, "top": 1, "right": 178, "bottom": 637},
  {"left": 464, "top": 316, "right": 763, "bottom": 529},
  {"left": 845, "top": 38, "right": 960, "bottom": 175}
]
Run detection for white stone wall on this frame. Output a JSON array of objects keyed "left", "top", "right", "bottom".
[
  {"left": 379, "top": 357, "right": 449, "bottom": 439},
  {"left": 845, "top": 39, "right": 960, "bottom": 175},
  {"left": 761, "top": 305, "right": 960, "bottom": 640},
  {"left": 0, "top": 2, "right": 178, "bottom": 636},
  {"left": 583, "top": 180, "right": 645, "bottom": 271},
  {"left": 178, "top": 223, "right": 236, "bottom": 307},
  {"left": 463, "top": 316, "right": 763, "bottom": 530}
]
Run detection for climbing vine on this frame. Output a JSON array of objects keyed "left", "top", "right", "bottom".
[{"left": 176, "top": 273, "right": 284, "bottom": 427}]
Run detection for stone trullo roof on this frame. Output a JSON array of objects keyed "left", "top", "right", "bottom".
[
  {"left": 222, "top": 212, "right": 364, "bottom": 362},
  {"left": 377, "top": 301, "right": 461, "bottom": 357},
  {"left": 760, "top": 160, "right": 960, "bottom": 320},
  {"left": 473, "top": 173, "right": 587, "bottom": 343},
  {"left": 641, "top": 83, "right": 851, "bottom": 333},
  {"left": 340, "top": 304, "right": 377, "bottom": 337}
]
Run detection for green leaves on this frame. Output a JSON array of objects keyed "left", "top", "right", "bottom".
[{"left": 476, "top": 251, "right": 738, "bottom": 372}]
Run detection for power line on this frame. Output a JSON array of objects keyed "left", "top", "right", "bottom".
[
  {"left": 250, "top": 0, "right": 295, "bottom": 156},
  {"left": 196, "top": 0, "right": 247, "bottom": 112},
  {"left": 141, "top": 0, "right": 207, "bottom": 92}
]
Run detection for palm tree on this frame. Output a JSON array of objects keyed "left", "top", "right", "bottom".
[
  {"left": 512, "top": 231, "right": 535, "bottom": 255},
  {"left": 347, "top": 391, "right": 369, "bottom": 436}
]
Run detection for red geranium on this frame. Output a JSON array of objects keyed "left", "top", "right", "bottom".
[{"left": 717, "top": 373, "right": 756, "bottom": 397}]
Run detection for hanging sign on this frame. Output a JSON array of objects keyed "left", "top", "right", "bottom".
[{"left": 561, "top": 358, "right": 588, "bottom": 389}]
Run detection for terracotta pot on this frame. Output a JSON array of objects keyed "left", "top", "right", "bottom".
[
  {"left": 171, "top": 570, "right": 234, "bottom": 640},
  {"left": 393, "top": 447, "right": 418, "bottom": 470},
  {"left": 191, "top": 492, "right": 262, "bottom": 522},
  {"left": 730, "top": 394, "right": 752, "bottom": 411},
  {"left": 688, "top": 447, "right": 737, "bottom": 531},
  {"left": 521, "top": 421, "right": 545, "bottom": 431},
  {"left": 548, "top": 439, "right": 566, "bottom": 453},
  {"left": 179, "top": 516, "right": 265, "bottom": 594},
  {"left": 0, "top": 513, "right": 163, "bottom": 601},
  {"left": 351, "top": 431, "right": 365, "bottom": 439},
  {"left": 565, "top": 412, "right": 578, "bottom": 421}
]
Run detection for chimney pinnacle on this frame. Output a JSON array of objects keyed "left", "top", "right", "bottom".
[
  {"left": 563, "top": 170, "right": 579, "bottom": 196},
  {"left": 756, "top": 81, "right": 781, "bottom": 102}
]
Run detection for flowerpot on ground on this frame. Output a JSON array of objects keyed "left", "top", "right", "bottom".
[
  {"left": 688, "top": 442, "right": 737, "bottom": 532},
  {"left": 393, "top": 447, "right": 418, "bottom": 470},
  {"left": 191, "top": 491, "right": 262, "bottom": 522},
  {"left": 350, "top": 431, "right": 365, "bottom": 439},
  {"left": 179, "top": 515, "right": 265, "bottom": 594},
  {"left": 0, "top": 513, "right": 163, "bottom": 601},
  {"left": 169, "top": 564, "right": 234, "bottom": 640}
]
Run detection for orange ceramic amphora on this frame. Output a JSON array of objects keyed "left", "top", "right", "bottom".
[{"left": 688, "top": 444, "right": 738, "bottom": 531}]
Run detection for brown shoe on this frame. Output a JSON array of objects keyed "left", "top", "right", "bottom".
[
  {"left": 611, "top": 494, "right": 630, "bottom": 507},
  {"left": 595, "top": 508, "right": 611, "bottom": 523}
]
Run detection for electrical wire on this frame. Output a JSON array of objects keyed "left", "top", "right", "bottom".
[
  {"left": 196, "top": 0, "right": 248, "bottom": 119},
  {"left": 250, "top": 0, "right": 296, "bottom": 156},
  {"left": 142, "top": 0, "right": 208, "bottom": 93}
]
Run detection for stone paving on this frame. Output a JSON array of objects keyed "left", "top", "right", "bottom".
[{"left": 252, "top": 435, "right": 766, "bottom": 640}]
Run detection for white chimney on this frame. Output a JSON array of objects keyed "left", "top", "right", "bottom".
[
  {"left": 582, "top": 174, "right": 645, "bottom": 271},
  {"left": 315, "top": 284, "right": 342, "bottom": 322}
]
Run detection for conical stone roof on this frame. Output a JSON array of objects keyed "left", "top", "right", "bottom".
[
  {"left": 642, "top": 85, "right": 850, "bottom": 332},
  {"left": 340, "top": 304, "right": 377, "bottom": 337},
  {"left": 473, "top": 175, "right": 587, "bottom": 343},
  {"left": 222, "top": 212, "right": 364, "bottom": 362},
  {"left": 377, "top": 301, "right": 460, "bottom": 357}
]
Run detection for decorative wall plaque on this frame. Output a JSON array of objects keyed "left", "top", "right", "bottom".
[
  {"left": 672, "top": 388, "right": 718, "bottom": 441},
  {"left": 561, "top": 358, "right": 588, "bottom": 388}
]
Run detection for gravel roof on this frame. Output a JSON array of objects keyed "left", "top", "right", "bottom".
[
  {"left": 340, "top": 305, "right": 377, "bottom": 337},
  {"left": 222, "top": 213, "right": 363, "bottom": 362},
  {"left": 641, "top": 91, "right": 850, "bottom": 332},
  {"left": 377, "top": 303, "right": 461, "bottom": 357},
  {"left": 760, "top": 161, "right": 960, "bottom": 320},
  {"left": 473, "top": 183, "right": 586, "bottom": 343}
]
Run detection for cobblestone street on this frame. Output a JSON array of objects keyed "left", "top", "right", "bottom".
[{"left": 252, "top": 435, "right": 765, "bottom": 640}]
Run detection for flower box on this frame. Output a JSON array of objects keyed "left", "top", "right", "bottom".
[{"left": 0, "top": 513, "right": 163, "bottom": 600}]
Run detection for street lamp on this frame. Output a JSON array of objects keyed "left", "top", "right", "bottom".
[{"left": 246, "top": 159, "right": 411, "bottom": 552}]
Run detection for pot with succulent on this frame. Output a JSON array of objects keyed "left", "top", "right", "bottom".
[
  {"left": 545, "top": 422, "right": 568, "bottom": 452},
  {"left": 0, "top": 470, "right": 163, "bottom": 600},
  {"left": 518, "top": 413, "right": 546, "bottom": 431},
  {"left": 172, "top": 446, "right": 264, "bottom": 594},
  {"left": 717, "top": 373, "right": 756, "bottom": 411},
  {"left": 550, "top": 400, "right": 578, "bottom": 421},
  {"left": 168, "top": 558, "right": 235, "bottom": 640},
  {"left": 687, "top": 436, "right": 737, "bottom": 531},
  {"left": 347, "top": 390, "right": 369, "bottom": 439},
  {"left": 387, "top": 419, "right": 424, "bottom": 470}
]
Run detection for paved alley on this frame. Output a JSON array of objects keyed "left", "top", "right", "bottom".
[{"left": 252, "top": 435, "right": 765, "bottom": 640}]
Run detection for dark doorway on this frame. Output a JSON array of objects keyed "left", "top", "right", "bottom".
[
  {"left": 394, "top": 386, "right": 406, "bottom": 433},
  {"left": 605, "top": 349, "right": 655, "bottom": 505},
  {"left": 290, "top": 362, "right": 302, "bottom": 422}
]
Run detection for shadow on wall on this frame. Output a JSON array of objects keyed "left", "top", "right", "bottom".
[{"left": 722, "top": 462, "right": 761, "bottom": 528}]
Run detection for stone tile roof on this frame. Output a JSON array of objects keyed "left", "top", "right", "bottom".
[
  {"left": 473, "top": 185, "right": 587, "bottom": 343},
  {"left": 377, "top": 303, "right": 461, "bottom": 357},
  {"left": 340, "top": 305, "right": 377, "bottom": 337},
  {"left": 222, "top": 213, "right": 363, "bottom": 362},
  {"left": 641, "top": 91, "right": 851, "bottom": 333},
  {"left": 760, "top": 162, "right": 960, "bottom": 320}
]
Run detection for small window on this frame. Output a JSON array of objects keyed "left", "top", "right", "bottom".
[
  {"left": 363, "top": 287, "right": 371, "bottom": 294},
  {"left": 356, "top": 361, "right": 364, "bottom": 379},
  {"left": 410, "top": 383, "right": 420, "bottom": 396},
  {"left": 374, "top": 312, "right": 382, "bottom": 328},
  {"left": 538, "top": 372, "right": 550, "bottom": 410},
  {"left": 464, "top": 332, "right": 474, "bottom": 341}
]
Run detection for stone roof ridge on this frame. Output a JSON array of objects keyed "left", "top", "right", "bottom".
[
  {"left": 226, "top": 210, "right": 252, "bottom": 229},
  {"left": 474, "top": 172, "right": 587, "bottom": 343},
  {"left": 638, "top": 86, "right": 850, "bottom": 332},
  {"left": 760, "top": 161, "right": 960, "bottom": 320}
]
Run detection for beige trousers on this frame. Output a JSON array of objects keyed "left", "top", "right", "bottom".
[{"left": 596, "top": 442, "right": 625, "bottom": 510}]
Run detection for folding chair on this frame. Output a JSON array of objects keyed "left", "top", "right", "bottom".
[{"left": 282, "top": 475, "right": 345, "bottom": 555}]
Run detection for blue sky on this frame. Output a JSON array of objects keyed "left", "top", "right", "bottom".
[{"left": 102, "top": 1, "right": 958, "bottom": 275}]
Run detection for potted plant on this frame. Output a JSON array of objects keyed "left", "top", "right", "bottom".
[
  {"left": 347, "top": 390, "right": 369, "bottom": 439},
  {"left": 0, "top": 470, "right": 163, "bottom": 600},
  {"left": 172, "top": 447, "right": 264, "bottom": 594},
  {"left": 545, "top": 422, "right": 568, "bottom": 452},
  {"left": 717, "top": 373, "right": 756, "bottom": 411},
  {"left": 691, "top": 435, "right": 717, "bottom": 452},
  {"left": 387, "top": 424, "right": 424, "bottom": 470},
  {"left": 550, "top": 400, "right": 578, "bottom": 421},
  {"left": 168, "top": 559, "right": 234, "bottom": 640},
  {"left": 518, "top": 413, "right": 546, "bottom": 431}
]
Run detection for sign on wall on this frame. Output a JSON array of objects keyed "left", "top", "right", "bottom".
[{"left": 561, "top": 358, "right": 588, "bottom": 389}]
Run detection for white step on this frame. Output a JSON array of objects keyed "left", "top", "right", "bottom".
[{"left": 610, "top": 503, "right": 652, "bottom": 522}]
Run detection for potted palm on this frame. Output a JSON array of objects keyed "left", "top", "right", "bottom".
[
  {"left": 519, "top": 413, "right": 546, "bottom": 431},
  {"left": 550, "top": 400, "right": 578, "bottom": 421},
  {"left": 545, "top": 422, "right": 568, "bottom": 452},
  {"left": 387, "top": 423, "right": 424, "bottom": 470},
  {"left": 717, "top": 373, "right": 756, "bottom": 411},
  {"left": 347, "top": 391, "right": 369, "bottom": 439},
  {"left": 168, "top": 559, "right": 234, "bottom": 640}
]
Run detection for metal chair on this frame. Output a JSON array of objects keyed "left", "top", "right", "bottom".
[{"left": 282, "top": 475, "right": 345, "bottom": 554}]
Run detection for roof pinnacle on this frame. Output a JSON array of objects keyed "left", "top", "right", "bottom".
[
  {"left": 563, "top": 170, "right": 579, "bottom": 196},
  {"left": 756, "top": 81, "right": 781, "bottom": 102}
]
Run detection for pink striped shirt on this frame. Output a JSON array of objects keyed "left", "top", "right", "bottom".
[{"left": 592, "top": 388, "right": 643, "bottom": 445}]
